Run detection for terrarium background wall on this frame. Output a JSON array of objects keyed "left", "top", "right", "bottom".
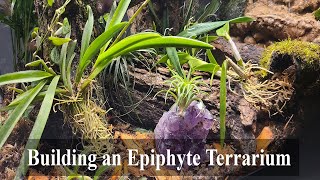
[{"left": 0, "top": 23, "right": 13, "bottom": 74}]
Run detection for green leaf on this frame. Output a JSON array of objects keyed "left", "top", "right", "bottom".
[
  {"left": 0, "top": 71, "right": 53, "bottom": 86},
  {"left": 26, "top": 59, "right": 56, "bottom": 75},
  {"left": 82, "top": 35, "right": 213, "bottom": 90},
  {"left": 219, "top": 60, "right": 227, "bottom": 147},
  {"left": 178, "top": 21, "right": 227, "bottom": 38},
  {"left": 66, "top": 40, "right": 77, "bottom": 89},
  {"left": 49, "top": 36, "right": 71, "bottom": 46},
  {"left": 228, "top": 16, "right": 254, "bottom": 24},
  {"left": 60, "top": 33, "right": 72, "bottom": 93},
  {"left": 94, "top": 32, "right": 161, "bottom": 68},
  {"left": 188, "top": 57, "right": 209, "bottom": 69},
  {"left": 50, "top": 47, "right": 60, "bottom": 64},
  {"left": 80, "top": 5, "right": 94, "bottom": 60},
  {"left": 14, "top": 76, "right": 60, "bottom": 179},
  {"left": 76, "top": 22, "right": 128, "bottom": 83},
  {"left": 113, "top": 36, "right": 213, "bottom": 58},
  {"left": 166, "top": 47, "right": 185, "bottom": 78},
  {"left": 197, "top": 0, "right": 220, "bottom": 23},
  {"left": 216, "top": 22, "right": 230, "bottom": 39},
  {"left": 199, "top": 35, "right": 219, "bottom": 43},
  {"left": 62, "top": 18, "right": 71, "bottom": 35},
  {"left": 8, "top": 87, "right": 66, "bottom": 108},
  {"left": 0, "top": 80, "right": 47, "bottom": 149},
  {"left": 195, "top": 63, "right": 219, "bottom": 73},
  {"left": 66, "top": 40, "right": 77, "bottom": 65},
  {"left": 157, "top": 52, "right": 190, "bottom": 64},
  {"left": 108, "top": 0, "right": 131, "bottom": 29},
  {"left": 93, "top": 165, "right": 111, "bottom": 180},
  {"left": 48, "top": 0, "right": 54, "bottom": 6},
  {"left": 183, "top": 0, "right": 194, "bottom": 26},
  {"left": 206, "top": 49, "right": 218, "bottom": 65}
]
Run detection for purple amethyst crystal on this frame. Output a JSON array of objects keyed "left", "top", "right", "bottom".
[{"left": 154, "top": 101, "right": 214, "bottom": 157}]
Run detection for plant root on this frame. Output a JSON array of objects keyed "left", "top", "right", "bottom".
[
  {"left": 230, "top": 61, "right": 294, "bottom": 115},
  {"left": 58, "top": 83, "right": 113, "bottom": 156}
]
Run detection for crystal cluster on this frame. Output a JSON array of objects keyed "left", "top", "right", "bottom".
[{"left": 155, "top": 101, "right": 214, "bottom": 156}]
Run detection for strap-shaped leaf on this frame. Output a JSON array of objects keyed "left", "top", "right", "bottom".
[
  {"left": 14, "top": 76, "right": 60, "bottom": 179},
  {"left": 166, "top": 47, "right": 185, "bottom": 77},
  {"left": 108, "top": 0, "right": 131, "bottom": 29},
  {"left": 113, "top": 36, "right": 213, "bottom": 58},
  {"left": 157, "top": 52, "right": 190, "bottom": 64},
  {"left": 80, "top": 5, "right": 94, "bottom": 60},
  {"left": 94, "top": 32, "right": 161, "bottom": 68},
  {"left": 0, "top": 80, "right": 47, "bottom": 149},
  {"left": 4, "top": 88, "right": 67, "bottom": 111},
  {"left": 0, "top": 71, "right": 53, "bottom": 86},
  {"left": 178, "top": 21, "right": 227, "bottom": 38},
  {"left": 178, "top": 16, "right": 253, "bottom": 38},
  {"left": 76, "top": 22, "right": 128, "bottom": 82},
  {"left": 81, "top": 36, "right": 213, "bottom": 90},
  {"left": 206, "top": 49, "right": 218, "bottom": 65},
  {"left": 219, "top": 60, "right": 227, "bottom": 147},
  {"left": 229, "top": 16, "right": 254, "bottom": 24},
  {"left": 197, "top": 0, "right": 220, "bottom": 23}
]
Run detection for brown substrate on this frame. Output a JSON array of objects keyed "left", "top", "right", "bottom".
[{"left": 232, "top": 0, "right": 320, "bottom": 44}]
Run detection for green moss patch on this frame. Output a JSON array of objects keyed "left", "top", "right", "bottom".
[{"left": 260, "top": 39, "right": 320, "bottom": 76}]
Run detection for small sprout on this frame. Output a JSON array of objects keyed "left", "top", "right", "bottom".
[{"left": 49, "top": 36, "right": 72, "bottom": 46}]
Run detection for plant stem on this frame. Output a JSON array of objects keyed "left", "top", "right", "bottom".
[
  {"left": 228, "top": 37, "right": 244, "bottom": 68},
  {"left": 226, "top": 57, "right": 247, "bottom": 80}
]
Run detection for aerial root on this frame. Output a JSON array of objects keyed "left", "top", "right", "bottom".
[
  {"left": 231, "top": 61, "right": 294, "bottom": 114},
  {"left": 57, "top": 83, "right": 113, "bottom": 156}
]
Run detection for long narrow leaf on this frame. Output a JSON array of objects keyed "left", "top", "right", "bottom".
[
  {"left": 3, "top": 88, "right": 67, "bottom": 111},
  {"left": 60, "top": 32, "right": 72, "bottom": 93},
  {"left": 220, "top": 60, "right": 227, "bottom": 147},
  {"left": 178, "top": 16, "right": 253, "bottom": 38},
  {"left": 113, "top": 36, "right": 213, "bottom": 58},
  {"left": 76, "top": 22, "right": 128, "bottom": 82},
  {"left": 0, "top": 71, "right": 52, "bottom": 86},
  {"left": 197, "top": 0, "right": 220, "bottom": 23},
  {"left": 178, "top": 21, "right": 227, "bottom": 38},
  {"left": 80, "top": 5, "right": 94, "bottom": 60},
  {"left": 94, "top": 32, "right": 161, "bottom": 68},
  {"left": 166, "top": 47, "right": 184, "bottom": 77},
  {"left": 82, "top": 36, "right": 213, "bottom": 90},
  {"left": 14, "top": 76, "right": 60, "bottom": 179},
  {"left": 108, "top": 0, "right": 131, "bottom": 29},
  {"left": 0, "top": 80, "right": 47, "bottom": 149},
  {"left": 206, "top": 49, "right": 218, "bottom": 65}
]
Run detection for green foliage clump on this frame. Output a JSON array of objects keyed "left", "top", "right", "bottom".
[{"left": 260, "top": 39, "right": 320, "bottom": 73}]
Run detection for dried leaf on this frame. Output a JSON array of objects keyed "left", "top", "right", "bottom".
[
  {"left": 135, "top": 132, "right": 155, "bottom": 150},
  {"left": 110, "top": 165, "right": 122, "bottom": 180},
  {"left": 256, "top": 126, "right": 274, "bottom": 153},
  {"left": 213, "top": 143, "right": 235, "bottom": 155},
  {"left": 120, "top": 133, "right": 145, "bottom": 154},
  {"left": 148, "top": 166, "right": 180, "bottom": 180},
  {"left": 27, "top": 169, "right": 49, "bottom": 180}
]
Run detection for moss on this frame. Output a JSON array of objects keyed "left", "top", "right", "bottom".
[{"left": 260, "top": 39, "right": 320, "bottom": 75}]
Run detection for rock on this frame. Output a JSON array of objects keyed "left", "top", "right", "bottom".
[
  {"left": 238, "top": 98, "right": 257, "bottom": 127},
  {"left": 244, "top": 36, "right": 256, "bottom": 44},
  {"left": 232, "top": 0, "right": 320, "bottom": 43}
]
